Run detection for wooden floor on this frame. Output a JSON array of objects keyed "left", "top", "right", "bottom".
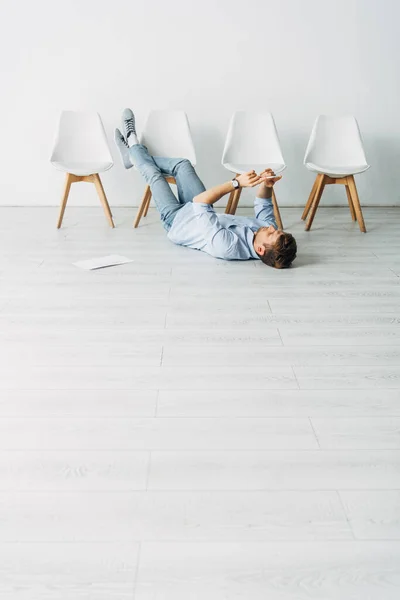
[{"left": 1, "top": 206, "right": 400, "bottom": 599}]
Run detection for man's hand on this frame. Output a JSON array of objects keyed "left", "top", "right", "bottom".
[
  {"left": 236, "top": 171, "right": 262, "bottom": 188},
  {"left": 193, "top": 168, "right": 280, "bottom": 206},
  {"left": 256, "top": 169, "right": 282, "bottom": 200},
  {"left": 259, "top": 168, "right": 282, "bottom": 187}
]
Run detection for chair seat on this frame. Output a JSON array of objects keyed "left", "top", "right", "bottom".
[
  {"left": 222, "top": 162, "right": 286, "bottom": 175},
  {"left": 305, "top": 162, "right": 370, "bottom": 177},
  {"left": 51, "top": 161, "right": 113, "bottom": 176}
]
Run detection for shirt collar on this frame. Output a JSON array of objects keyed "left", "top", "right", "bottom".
[{"left": 246, "top": 228, "right": 260, "bottom": 259}]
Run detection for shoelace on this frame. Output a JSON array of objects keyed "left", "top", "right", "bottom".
[
  {"left": 117, "top": 131, "right": 129, "bottom": 147},
  {"left": 124, "top": 118, "right": 135, "bottom": 136}
]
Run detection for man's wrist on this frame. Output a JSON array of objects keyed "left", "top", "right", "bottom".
[
  {"left": 257, "top": 183, "right": 273, "bottom": 199},
  {"left": 227, "top": 180, "right": 236, "bottom": 192},
  {"left": 264, "top": 182, "right": 273, "bottom": 196}
]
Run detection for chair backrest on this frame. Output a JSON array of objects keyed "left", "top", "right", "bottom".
[
  {"left": 222, "top": 111, "right": 285, "bottom": 166},
  {"left": 304, "top": 115, "right": 368, "bottom": 168},
  {"left": 50, "top": 111, "right": 113, "bottom": 165},
  {"left": 140, "top": 110, "right": 196, "bottom": 165}
]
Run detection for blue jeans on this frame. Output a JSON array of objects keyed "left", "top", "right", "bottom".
[{"left": 129, "top": 144, "right": 206, "bottom": 230}]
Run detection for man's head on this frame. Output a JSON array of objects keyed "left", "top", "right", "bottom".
[{"left": 253, "top": 225, "right": 297, "bottom": 269}]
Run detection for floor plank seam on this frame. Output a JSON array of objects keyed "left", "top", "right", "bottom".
[
  {"left": 308, "top": 417, "right": 321, "bottom": 449},
  {"left": 132, "top": 540, "right": 142, "bottom": 599},
  {"left": 291, "top": 366, "right": 301, "bottom": 390},
  {"left": 10, "top": 414, "right": 400, "bottom": 420},
  {"left": 388, "top": 267, "right": 400, "bottom": 278},
  {"left": 154, "top": 389, "right": 160, "bottom": 416},
  {"left": 145, "top": 453, "right": 152, "bottom": 491},
  {"left": 276, "top": 327, "right": 284, "bottom": 346},
  {"left": 336, "top": 490, "right": 357, "bottom": 540},
  {"left": 3, "top": 488, "right": 396, "bottom": 493},
  {"left": 2, "top": 448, "right": 400, "bottom": 455}
]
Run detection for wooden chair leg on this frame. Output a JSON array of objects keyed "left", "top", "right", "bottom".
[
  {"left": 227, "top": 174, "right": 242, "bottom": 214},
  {"left": 302, "top": 175, "right": 320, "bottom": 221},
  {"left": 56, "top": 173, "right": 73, "bottom": 228},
  {"left": 229, "top": 189, "right": 239, "bottom": 214},
  {"left": 228, "top": 189, "right": 238, "bottom": 214},
  {"left": 347, "top": 175, "right": 366, "bottom": 233},
  {"left": 230, "top": 188, "right": 242, "bottom": 215},
  {"left": 143, "top": 191, "right": 152, "bottom": 217},
  {"left": 134, "top": 185, "right": 151, "bottom": 228},
  {"left": 93, "top": 174, "right": 115, "bottom": 228},
  {"left": 345, "top": 178, "right": 356, "bottom": 221},
  {"left": 305, "top": 175, "right": 326, "bottom": 231},
  {"left": 271, "top": 189, "right": 283, "bottom": 230},
  {"left": 225, "top": 190, "right": 235, "bottom": 214}
]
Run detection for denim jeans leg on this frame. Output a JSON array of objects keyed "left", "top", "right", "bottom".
[
  {"left": 174, "top": 159, "right": 206, "bottom": 204},
  {"left": 129, "top": 145, "right": 182, "bottom": 229},
  {"left": 152, "top": 157, "right": 206, "bottom": 204}
]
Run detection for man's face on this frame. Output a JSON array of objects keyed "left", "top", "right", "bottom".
[{"left": 254, "top": 225, "right": 283, "bottom": 256}]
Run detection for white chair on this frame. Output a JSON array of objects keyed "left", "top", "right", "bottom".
[
  {"left": 51, "top": 111, "right": 114, "bottom": 228},
  {"left": 133, "top": 110, "right": 196, "bottom": 228},
  {"left": 221, "top": 111, "right": 286, "bottom": 228},
  {"left": 302, "top": 115, "right": 370, "bottom": 233}
]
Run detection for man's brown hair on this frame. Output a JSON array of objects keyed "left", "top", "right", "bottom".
[{"left": 259, "top": 232, "right": 297, "bottom": 269}]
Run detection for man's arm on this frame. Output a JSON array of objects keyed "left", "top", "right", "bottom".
[
  {"left": 189, "top": 171, "right": 262, "bottom": 259},
  {"left": 193, "top": 171, "right": 262, "bottom": 205},
  {"left": 254, "top": 169, "right": 282, "bottom": 227}
]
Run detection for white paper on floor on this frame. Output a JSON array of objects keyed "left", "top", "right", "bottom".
[{"left": 73, "top": 255, "right": 133, "bottom": 270}]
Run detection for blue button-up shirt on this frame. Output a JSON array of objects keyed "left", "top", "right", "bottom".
[{"left": 167, "top": 197, "right": 277, "bottom": 260}]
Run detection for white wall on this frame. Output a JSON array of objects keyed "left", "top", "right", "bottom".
[{"left": 1, "top": 0, "right": 399, "bottom": 208}]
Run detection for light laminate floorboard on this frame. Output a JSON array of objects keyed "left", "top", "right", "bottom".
[
  {"left": 0, "top": 417, "right": 318, "bottom": 450},
  {"left": 134, "top": 541, "right": 400, "bottom": 599},
  {"left": 310, "top": 417, "right": 400, "bottom": 449},
  {"left": 0, "top": 365, "right": 297, "bottom": 389},
  {"left": 147, "top": 449, "right": 400, "bottom": 490},
  {"left": 0, "top": 450, "right": 150, "bottom": 491},
  {"left": 0, "top": 390, "right": 158, "bottom": 417},
  {"left": 269, "top": 297, "right": 400, "bottom": 313},
  {"left": 294, "top": 366, "right": 400, "bottom": 389},
  {"left": 0, "top": 490, "right": 352, "bottom": 542},
  {"left": 166, "top": 312, "right": 400, "bottom": 329},
  {"left": 280, "top": 326, "right": 400, "bottom": 345},
  {"left": 0, "top": 543, "right": 139, "bottom": 599},
  {"left": 339, "top": 491, "right": 400, "bottom": 539},
  {"left": 0, "top": 328, "right": 283, "bottom": 347},
  {"left": 0, "top": 342, "right": 163, "bottom": 367},
  {"left": 161, "top": 345, "right": 400, "bottom": 366},
  {"left": 156, "top": 389, "right": 400, "bottom": 417}
]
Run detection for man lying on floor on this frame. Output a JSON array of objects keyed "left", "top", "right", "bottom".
[{"left": 115, "top": 109, "right": 297, "bottom": 268}]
